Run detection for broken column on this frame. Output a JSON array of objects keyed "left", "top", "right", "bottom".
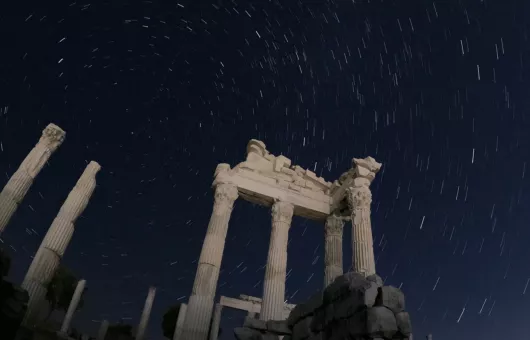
[
  {"left": 60, "top": 279, "right": 86, "bottom": 334},
  {"left": 21, "top": 161, "right": 101, "bottom": 326},
  {"left": 96, "top": 320, "right": 109, "bottom": 340},
  {"left": 136, "top": 286, "right": 157, "bottom": 340},
  {"left": 209, "top": 303, "right": 223, "bottom": 340},
  {"left": 346, "top": 157, "right": 381, "bottom": 277},
  {"left": 324, "top": 214, "right": 345, "bottom": 287},
  {"left": 0, "top": 123, "right": 65, "bottom": 235},
  {"left": 182, "top": 176, "right": 238, "bottom": 340},
  {"left": 173, "top": 303, "right": 187, "bottom": 340},
  {"left": 260, "top": 201, "right": 294, "bottom": 321}
]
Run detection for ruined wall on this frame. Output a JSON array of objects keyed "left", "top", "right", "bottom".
[{"left": 234, "top": 272, "right": 412, "bottom": 340}]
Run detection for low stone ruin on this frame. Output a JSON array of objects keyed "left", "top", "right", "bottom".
[{"left": 234, "top": 272, "right": 412, "bottom": 340}]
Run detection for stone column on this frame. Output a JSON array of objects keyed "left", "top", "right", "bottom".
[
  {"left": 182, "top": 181, "right": 238, "bottom": 340},
  {"left": 324, "top": 214, "right": 345, "bottom": 287},
  {"left": 136, "top": 286, "right": 157, "bottom": 340},
  {"left": 346, "top": 157, "right": 381, "bottom": 277},
  {"left": 173, "top": 303, "right": 187, "bottom": 340},
  {"left": 59, "top": 279, "right": 86, "bottom": 334},
  {"left": 209, "top": 303, "right": 222, "bottom": 340},
  {"left": 260, "top": 201, "right": 294, "bottom": 321},
  {"left": 21, "top": 161, "right": 101, "bottom": 326},
  {"left": 96, "top": 320, "right": 109, "bottom": 340},
  {"left": 0, "top": 123, "right": 65, "bottom": 235}
]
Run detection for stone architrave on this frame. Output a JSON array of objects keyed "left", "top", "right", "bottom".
[
  {"left": 21, "top": 161, "right": 101, "bottom": 326},
  {"left": 182, "top": 180, "right": 238, "bottom": 340},
  {"left": 173, "top": 303, "right": 187, "bottom": 340},
  {"left": 260, "top": 201, "right": 294, "bottom": 321},
  {"left": 209, "top": 303, "right": 223, "bottom": 340},
  {"left": 324, "top": 214, "right": 345, "bottom": 287},
  {"left": 346, "top": 157, "right": 381, "bottom": 277},
  {"left": 136, "top": 286, "right": 157, "bottom": 340},
  {"left": 96, "top": 320, "right": 109, "bottom": 340},
  {"left": 0, "top": 123, "right": 65, "bottom": 235},
  {"left": 60, "top": 279, "right": 86, "bottom": 334}
]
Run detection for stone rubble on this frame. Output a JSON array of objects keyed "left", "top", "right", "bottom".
[{"left": 234, "top": 272, "right": 412, "bottom": 340}]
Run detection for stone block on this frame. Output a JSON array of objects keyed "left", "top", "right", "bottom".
[
  {"left": 324, "top": 272, "right": 377, "bottom": 304},
  {"left": 289, "top": 183, "right": 302, "bottom": 192},
  {"left": 346, "top": 309, "right": 368, "bottom": 336},
  {"left": 266, "top": 320, "right": 291, "bottom": 335},
  {"left": 234, "top": 327, "right": 262, "bottom": 340},
  {"left": 292, "top": 316, "right": 313, "bottom": 340},
  {"left": 395, "top": 311, "right": 412, "bottom": 336},
  {"left": 366, "top": 274, "right": 384, "bottom": 287},
  {"left": 366, "top": 306, "right": 398, "bottom": 339},
  {"left": 307, "top": 333, "right": 323, "bottom": 340},
  {"left": 244, "top": 317, "right": 268, "bottom": 331},
  {"left": 375, "top": 286, "right": 405, "bottom": 314},
  {"left": 309, "top": 309, "right": 325, "bottom": 332},
  {"left": 262, "top": 334, "right": 280, "bottom": 340},
  {"left": 287, "top": 292, "right": 323, "bottom": 326}
]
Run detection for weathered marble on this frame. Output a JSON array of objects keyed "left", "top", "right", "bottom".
[
  {"left": 60, "top": 279, "right": 86, "bottom": 334},
  {"left": 136, "top": 286, "right": 157, "bottom": 340},
  {"left": 21, "top": 161, "right": 100, "bottom": 326},
  {"left": 260, "top": 201, "right": 293, "bottom": 321},
  {"left": 346, "top": 157, "right": 381, "bottom": 277},
  {"left": 209, "top": 303, "right": 223, "bottom": 340},
  {"left": 0, "top": 123, "right": 65, "bottom": 235},
  {"left": 324, "top": 214, "right": 345, "bottom": 287},
  {"left": 96, "top": 320, "right": 109, "bottom": 340},
  {"left": 182, "top": 183, "right": 238, "bottom": 340},
  {"left": 172, "top": 303, "right": 187, "bottom": 340}
]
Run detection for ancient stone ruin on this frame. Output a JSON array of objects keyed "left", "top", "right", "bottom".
[
  {"left": 181, "top": 139, "right": 382, "bottom": 340},
  {"left": 234, "top": 272, "right": 412, "bottom": 340}
]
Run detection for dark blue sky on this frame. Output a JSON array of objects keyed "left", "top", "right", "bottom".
[{"left": 1, "top": 0, "right": 530, "bottom": 339}]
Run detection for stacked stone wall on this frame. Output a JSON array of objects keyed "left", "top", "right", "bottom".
[{"left": 234, "top": 272, "right": 412, "bottom": 340}]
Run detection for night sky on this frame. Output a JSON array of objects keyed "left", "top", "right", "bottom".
[{"left": 1, "top": 0, "right": 530, "bottom": 339}]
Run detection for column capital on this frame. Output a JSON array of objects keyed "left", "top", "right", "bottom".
[
  {"left": 39, "top": 124, "right": 66, "bottom": 151},
  {"left": 352, "top": 156, "right": 381, "bottom": 182},
  {"left": 346, "top": 186, "right": 372, "bottom": 209},
  {"left": 214, "top": 183, "right": 238, "bottom": 206},
  {"left": 325, "top": 214, "right": 345, "bottom": 237},
  {"left": 271, "top": 201, "right": 294, "bottom": 226}
]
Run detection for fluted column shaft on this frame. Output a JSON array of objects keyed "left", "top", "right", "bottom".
[
  {"left": 97, "top": 320, "right": 109, "bottom": 340},
  {"left": 324, "top": 215, "right": 344, "bottom": 287},
  {"left": 346, "top": 157, "right": 381, "bottom": 277},
  {"left": 136, "top": 286, "right": 157, "bottom": 340},
  {"left": 260, "top": 201, "right": 293, "bottom": 321},
  {"left": 182, "top": 183, "right": 238, "bottom": 340},
  {"left": 60, "top": 279, "right": 86, "bottom": 334},
  {"left": 209, "top": 303, "right": 223, "bottom": 340},
  {"left": 173, "top": 303, "right": 187, "bottom": 340},
  {"left": 0, "top": 124, "right": 65, "bottom": 235},
  {"left": 22, "top": 161, "right": 101, "bottom": 326}
]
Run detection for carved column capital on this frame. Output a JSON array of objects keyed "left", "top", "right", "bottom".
[
  {"left": 346, "top": 186, "right": 372, "bottom": 209},
  {"left": 39, "top": 124, "right": 66, "bottom": 151},
  {"left": 214, "top": 184, "right": 238, "bottom": 208},
  {"left": 325, "top": 214, "right": 344, "bottom": 237},
  {"left": 271, "top": 201, "right": 294, "bottom": 226}
]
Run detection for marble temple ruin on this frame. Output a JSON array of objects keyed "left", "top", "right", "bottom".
[
  {"left": 21, "top": 161, "right": 101, "bottom": 326},
  {"left": 182, "top": 139, "right": 381, "bottom": 340},
  {"left": 0, "top": 123, "right": 66, "bottom": 235}
]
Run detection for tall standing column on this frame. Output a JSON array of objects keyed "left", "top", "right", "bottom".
[
  {"left": 260, "top": 201, "right": 293, "bottom": 321},
  {"left": 324, "top": 214, "right": 345, "bottom": 287},
  {"left": 60, "top": 279, "right": 86, "bottom": 334},
  {"left": 21, "top": 161, "right": 101, "bottom": 326},
  {"left": 173, "top": 303, "right": 187, "bottom": 340},
  {"left": 182, "top": 181, "right": 238, "bottom": 340},
  {"left": 0, "top": 123, "right": 65, "bottom": 235},
  {"left": 209, "top": 303, "right": 222, "bottom": 340},
  {"left": 346, "top": 157, "right": 381, "bottom": 277},
  {"left": 136, "top": 286, "right": 157, "bottom": 340},
  {"left": 96, "top": 320, "right": 109, "bottom": 340}
]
